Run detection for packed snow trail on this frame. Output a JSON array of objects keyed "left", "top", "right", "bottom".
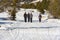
[
  {"left": 0, "top": 27, "right": 60, "bottom": 40},
  {"left": 0, "top": 19, "right": 60, "bottom": 40}
]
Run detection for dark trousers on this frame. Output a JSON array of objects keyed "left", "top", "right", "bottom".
[
  {"left": 39, "top": 18, "right": 41, "bottom": 22},
  {"left": 31, "top": 18, "right": 32, "bottom": 22},
  {"left": 24, "top": 18, "right": 27, "bottom": 22},
  {"left": 28, "top": 18, "right": 30, "bottom": 22}
]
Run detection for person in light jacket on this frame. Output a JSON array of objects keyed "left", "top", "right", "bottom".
[{"left": 30, "top": 13, "right": 33, "bottom": 22}]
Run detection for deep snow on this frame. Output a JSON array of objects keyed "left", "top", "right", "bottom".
[{"left": 0, "top": 9, "right": 60, "bottom": 40}]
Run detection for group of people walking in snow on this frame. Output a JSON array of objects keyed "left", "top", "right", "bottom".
[
  {"left": 24, "top": 12, "right": 42, "bottom": 23},
  {"left": 24, "top": 12, "right": 33, "bottom": 22}
]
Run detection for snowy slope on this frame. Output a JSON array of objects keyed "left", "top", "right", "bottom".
[
  {"left": 0, "top": 12, "right": 9, "bottom": 18},
  {"left": 16, "top": 9, "right": 48, "bottom": 21},
  {"left": 0, "top": 9, "right": 60, "bottom": 40}
]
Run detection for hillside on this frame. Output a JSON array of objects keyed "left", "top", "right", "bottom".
[{"left": 0, "top": 9, "right": 60, "bottom": 40}]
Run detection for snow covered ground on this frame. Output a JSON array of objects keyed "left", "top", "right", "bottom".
[{"left": 0, "top": 9, "right": 60, "bottom": 40}]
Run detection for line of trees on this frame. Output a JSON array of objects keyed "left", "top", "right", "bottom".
[
  {"left": 21, "top": 0, "right": 60, "bottom": 18},
  {"left": 0, "top": 0, "right": 60, "bottom": 20},
  {"left": 20, "top": 0, "right": 50, "bottom": 14},
  {"left": 0, "top": 0, "right": 18, "bottom": 20},
  {"left": 0, "top": 0, "right": 50, "bottom": 20}
]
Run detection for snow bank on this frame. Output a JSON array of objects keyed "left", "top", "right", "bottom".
[{"left": 0, "top": 12, "right": 9, "bottom": 18}]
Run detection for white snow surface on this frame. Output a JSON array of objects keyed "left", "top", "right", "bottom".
[{"left": 0, "top": 9, "right": 60, "bottom": 40}]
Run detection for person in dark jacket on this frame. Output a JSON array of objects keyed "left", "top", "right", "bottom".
[
  {"left": 39, "top": 14, "right": 42, "bottom": 22},
  {"left": 28, "top": 13, "right": 30, "bottom": 22},
  {"left": 30, "top": 13, "right": 33, "bottom": 22},
  {"left": 24, "top": 12, "right": 27, "bottom": 22}
]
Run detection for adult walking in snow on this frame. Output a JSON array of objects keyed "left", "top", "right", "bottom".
[
  {"left": 24, "top": 12, "right": 27, "bottom": 22},
  {"left": 28, "top": 13, "right": 30, "bottom": 22},
  {"left": 30, "top": 13, "right": 33, "bottom": 22},
  {"left": 39, "top": 14, "right": 42, "bottom": 22}
]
